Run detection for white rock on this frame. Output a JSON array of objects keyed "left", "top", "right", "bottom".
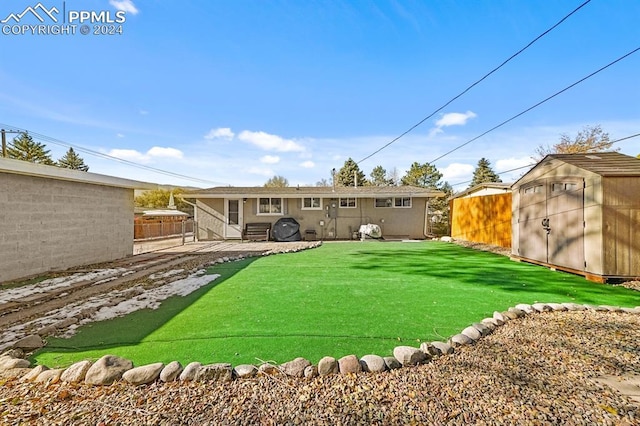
[
  {"left": 360, "top": 354, "right": 386, "bottom": 373},
  {"left": 61, "top": 360, "right": 92, "bottom": 383},
  {"left": 160, "top": 361, "right": 183, "bottom": 382},
  {"left": 393, "top": 346, "right": 428, "bottom": 366},
  {"left": 234, "top": 364, "right": 257, "bottom": 379},
  {"left": 461, "top": 326, "right": 482, "bottom": 341},
  {"left": 35, "top": 368, "right": 64, "bottom": 384},
  {"left": 84, "top": 355, "right": 133, "bottom": 385},
  {"left": 449, "top": 333, "right": 474, "bottom": 347},
  {"left": 0, "top": 355, "right": 30, "bottom": 370},
  {"left": 514, "top": 304, "right": 534, "bottom": 314},
  {"left": 21, "top": 365, "right": 48, "bottom": 382},
  {"left": 280, "top": 357, "right": 311, "bottom": 378},
  {"left": 122, "top": 362, "right": 164, "bottom": 386},
  {"left": 430, "top": 341, "right": 454, "bottom": 355},
  {"left": 317, "top": 356, "right": 339, "bottom": 376},
  {"left": 179, "top": 362, "right": 202, "bottom": 381},
  {"left": 194, "top": 363, "right": 233, "bottom": 382}
]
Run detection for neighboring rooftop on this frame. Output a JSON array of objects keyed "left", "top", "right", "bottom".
[{"left": 185, "top": 185, "right": 444, "bottom": 198}]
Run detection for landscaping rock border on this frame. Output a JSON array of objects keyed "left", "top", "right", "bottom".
[{"left": 2, "top": 302, "right": 639, "bottom": 387}]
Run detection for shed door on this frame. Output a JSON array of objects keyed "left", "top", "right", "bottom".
[
  {"left": 518, "top": 179, "right": 585, "bottom": 271},
  {"left": 518, "top": 182, "right": 548, "bottom": 263},
  {"left": 547, "top": 179, "right": 584, "bottom": 271}
]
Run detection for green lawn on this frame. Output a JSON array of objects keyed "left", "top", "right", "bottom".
[{"left": 33, "top": 241, "right": 639, "bottom": 368}]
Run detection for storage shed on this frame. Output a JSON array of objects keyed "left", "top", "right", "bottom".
[
  {"left": 0, "top": 158, "right": 156, "bottom": 283},
  {"left": 511, "top": 152, "right": 640, "bottom": 282}
]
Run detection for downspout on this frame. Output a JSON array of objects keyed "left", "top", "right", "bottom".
[{"left": 423, "top": 198, "right": 430, "bottom": 238}]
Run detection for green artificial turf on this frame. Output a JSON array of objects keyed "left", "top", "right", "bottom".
[{"left": 33, "top": 241, "right": 639, "bottom": 368}]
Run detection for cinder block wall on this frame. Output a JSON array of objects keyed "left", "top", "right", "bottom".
[{"left": 0, "top": 173, "right": 135, "bottom": 283}]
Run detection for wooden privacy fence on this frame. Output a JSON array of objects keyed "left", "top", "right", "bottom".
[
  {"left": 134, "top": 219, "right": 194, "bottom": 240},
  {"left": 450, "top": 193, "right": 512, "bottom": 248}
]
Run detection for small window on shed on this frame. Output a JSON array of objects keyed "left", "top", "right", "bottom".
[
  {"left": 394, "top": 197, "right": 412, "bottom": 208},
  {"left": 552, "top": 182, "right": 578, "bottom": 192},
  {"left": 523, "top": 185, "right": 543, "bottom": 195}
]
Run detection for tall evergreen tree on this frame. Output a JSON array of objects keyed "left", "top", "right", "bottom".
[
  {"left": 7, "top": 133, "right": 55, "bottom": 165},
  {"left": 336, "top": 158, "right": 367, "bottom": 187},
  {"left": 400, "top": 162, "right": 442, "bottom": 189},
  {"left": 58, "top": 147, "right": 89, "bottom": 171},
  {"left": 469, "top": 158, "right": 501, "bottom": 188},
  {"left": 401, "top": 162, "right": 452, "bottom": 236},
  {"left": 370, "top": 165, "right": 393, "bottom": 186}
]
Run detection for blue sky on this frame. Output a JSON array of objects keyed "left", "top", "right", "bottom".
[{"left": 1, "top": 0, "right": 639, "bottom": 190}]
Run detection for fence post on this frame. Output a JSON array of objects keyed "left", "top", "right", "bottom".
[{"left": 181, "top": 220, "right": 186, "bottom": 245}]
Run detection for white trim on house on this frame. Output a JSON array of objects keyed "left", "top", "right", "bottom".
[
  {"left": 257, "top": 197, "right": 284, "bottom": 215},
  {"left": 301, "top": 197, "right": 323, "bottom": 210},
  {"left": 339, "top": 197, "right": 357, "bottom": 208}
]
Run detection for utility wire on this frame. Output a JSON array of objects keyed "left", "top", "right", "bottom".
[
  {"left": 428, "top": 46, "right": 640, "bottom": 165},
  {"left": 449, "top": 132, "right": 640, "bottom": 188},
  {"left": 0, "top": 122, "right": 229, "bottom": 186},
  {"left": 356, "top": 0, "right": 592, "bottom": 165}
]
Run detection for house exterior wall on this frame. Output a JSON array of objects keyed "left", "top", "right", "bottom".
[
  {"left": 451, "top": 193, "right": 512, "bottom": 248},
  {"left": 195, "top": 198, "right": 225, "bottom": 240},
  {"left": 0, "top": 172, "right": 134, "bottom": 283},
  {"left": 195, "top": 196, "right": 429, "bottom": 240}
]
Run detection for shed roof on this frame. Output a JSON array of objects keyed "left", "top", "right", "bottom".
[
  {"left": 0, "top": 157, "right": 158, "bottom": 189},
  {"left": 547, "top": 152, "right": 640, "bottom": 176},
  {"left": 185, "top": 185, "right": 444, "bottom": 199},
  {"left": 513, "top": 152, "right": 640, "bottom": 187},
  {"left": 450, "top": 182, "right": 512, "bottom": 200}
]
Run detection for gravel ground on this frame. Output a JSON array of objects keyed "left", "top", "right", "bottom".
[{"left": 2, "top": 310, "right": 639, "bottom": 425}]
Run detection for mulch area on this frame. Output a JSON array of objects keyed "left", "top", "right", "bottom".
[{"left": 2, "top": 309, "right": 639, "bottom": 425}]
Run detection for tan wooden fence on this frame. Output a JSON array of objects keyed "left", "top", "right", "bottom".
[
  {"left": 450, "top": 193, "right": 512, "bottom": 248},
  {"left": 134, "top": 219, "right": 194, "bottom": 240}
]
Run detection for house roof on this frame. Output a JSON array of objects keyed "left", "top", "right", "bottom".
[
  {"left": 513, "top": 152, "right": 640, "bottom": 187},
  {"left": 184, "top": 185, "right": 444, "bottom": 199},
  {"left": 450, "top": 182, "right": 512, "bottom": 200},
  {"left": 0, "top": 157, "right": 158, "bottom": 190}
]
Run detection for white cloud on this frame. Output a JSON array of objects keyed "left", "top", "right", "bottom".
[
  {"left": 205, "top": 127, "right": 235, "bottom": 140},
  {"left": 147, "top": 146, "right": 183, "bottom": 159},
  {"left": 441, "top": 163, "right": 474, "bottom": 181},
  {"left": 260, "top": 155, "right": 280, "bottom": 164},
  {"left": 108, "top": 149, "right": 149, "bottom": 163},
  {"left": 300, "top": 160, "right": 315, "bottom": 168},
  {"left": 495, "top": 157, "right": 536, "bottom": 182},
  {"left": 436, "top": 111, "right": 477, "bottom": 127},
  {"left": 107, "top": 146, "right": 183, "bottom": 163},
  {"left": 430, "top": 111, "right": 477, "bottom": 137},
  {"left": 116, "top": 133, "right": 125, "bottom": 138},
  {"left": 139, "top": 110, "right": 148, "bottom": 115},
  {"left": 110, "top": 0, "right": 139, "bottom": 15},
  {"left": 238, "top": 130, "right": 305, "bottom": 152}
]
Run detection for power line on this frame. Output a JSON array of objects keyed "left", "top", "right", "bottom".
[
  {"left": 356, "top": 0, "right": 592, "bottom": 165},
  {"left": 449, "top": 132, "right": 640, "bottom": 188},
  {"left": 0, "top": 123, "right": 229, "bottom": 186},
  {"left": 428, "top": 46, "right": 640, "bottom": 165}
]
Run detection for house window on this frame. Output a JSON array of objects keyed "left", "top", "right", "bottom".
[
  {"left": 375, "top": 197, "right": 393, "bottom": 208},
  {"left": 339, "top": 197, "right": 356, "bottom": 208},
  {"left": 302, "top": 197, "right": 322, "bottom": 210},
  {"left": 394, "top": 197, "right": 412, "bottom": 208},
  {"left": 375, "top": 197, "right": 411, "bottom": 208},
  {"left": 258, "top": 197, "right": 283, "bottom": 215}
]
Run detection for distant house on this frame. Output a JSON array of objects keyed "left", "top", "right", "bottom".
[
  {"left": 0, "top": 157, "right": 156, "bottom": 283},
  {"left": 449, "top": 182, "right": 512, "bottom": 248},
  {"left": 184, "top": 186, "right": 444, "bottom": 241},
  {"left": 511, "top": 152, "right": 640, "bottom": 282}
]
